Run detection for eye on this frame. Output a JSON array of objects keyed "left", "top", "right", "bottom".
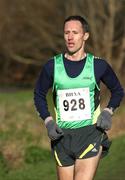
[
  {"left": 64, "top": 31, "right": 69, "bottom": 35},
  {"left": 73, "top": 31, "right": 78, "bottom": 34}
]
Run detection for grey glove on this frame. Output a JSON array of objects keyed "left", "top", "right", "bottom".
[
  {"left": 46, "top": 120, "right": 64, "bottom": 141},
  {"left": 96, "top": 109, "right": 112, "bottom": 131}
]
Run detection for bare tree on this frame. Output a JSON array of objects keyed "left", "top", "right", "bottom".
[
  {"left": 64, "top": 0, "right": 125, "bottom": 75},
  {"left": 0, "top": 0, "right": 124, "bottom": 84},
  {"left": 0, "top": 0, "right": 65, "bottom": 82},
  {"left": 0, "top": 0, "right": 63, "bottom": 65}
]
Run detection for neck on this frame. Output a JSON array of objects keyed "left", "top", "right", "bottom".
[{"left": 65, "top": 51, "right": 86, "bottom": 61}]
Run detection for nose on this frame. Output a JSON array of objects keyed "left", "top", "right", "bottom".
[{"left": 68, "top": 33, "right": 73, "bottom": 40}]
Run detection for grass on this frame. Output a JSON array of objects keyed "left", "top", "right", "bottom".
[
  {"left": 0, "top": 135, "right": 125, "bottom": 180},
  {"left": 95, "top": 135, "right": 125, "bottom": 180},
  {"left": 0, "top": 89, "right": 125, "bottom": 180}
]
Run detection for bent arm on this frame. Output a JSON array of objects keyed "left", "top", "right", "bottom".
[
  {"left": 34, "top": 60, "right": 54, "bottom": 120},
  {"left": 101, "top": 64, "right": 124, "bottom": 110}
]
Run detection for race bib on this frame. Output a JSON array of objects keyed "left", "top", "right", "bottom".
[{"left": 57, "top": 88, "right": 91, "bottom": 121}]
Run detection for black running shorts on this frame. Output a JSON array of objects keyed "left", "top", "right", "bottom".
[{"left": 51, "top": 125, "right": 111, "bottom": 167}]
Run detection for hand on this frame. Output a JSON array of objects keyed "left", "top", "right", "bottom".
[
  {"left": 45, "top": 120, "right": 64, "bottom": 141},
  {"left": 96, "top": 108, "right": 113, "bottom": 131}
]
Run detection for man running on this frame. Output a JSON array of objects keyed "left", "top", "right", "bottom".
[{"left": 34, "top": 15, "right": 124, "bottom": 180}]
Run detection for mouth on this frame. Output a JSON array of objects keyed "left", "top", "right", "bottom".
[{"left": 67, "top": 42, "right": 75, "bottom": 48}]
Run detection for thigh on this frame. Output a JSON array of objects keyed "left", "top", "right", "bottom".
[
  {"left": 74, "top": 146, "right": 102, "bottom": 180},
  {"left": 56, "top": 165, "right": 74, "bottom": 180},
  {"left": 51, "top": 137, "right": 75, "bottom": 167}
]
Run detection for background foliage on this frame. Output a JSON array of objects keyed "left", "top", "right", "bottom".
[
  {"left": 0, "top": 91, "right": 124, "bottom": 179},
  {"left": 0, "top": 0, "right": 125, "bottom": 86},
  {"left": 0, "top": 1, "right": 125, "bottom": 179}
]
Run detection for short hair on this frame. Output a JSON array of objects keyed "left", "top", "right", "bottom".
[{"left": 64, "top": 15, "right": 89, "bottom": 33}]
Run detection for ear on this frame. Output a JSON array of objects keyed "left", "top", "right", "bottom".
[{"left": 83, "top": 32, "right": 89, "bottom": 41}]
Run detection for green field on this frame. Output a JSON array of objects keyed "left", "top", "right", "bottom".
[{"left": 0, "top": 90, "right": 125, "bottom": 180}]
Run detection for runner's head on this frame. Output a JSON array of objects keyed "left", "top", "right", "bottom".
[{"left": 64, "top": 15, "right": 89, "bottom": 33}]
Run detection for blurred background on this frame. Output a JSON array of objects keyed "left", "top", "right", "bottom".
[{"left": 0, "top": 0, "right": 125, "bottom": 180}]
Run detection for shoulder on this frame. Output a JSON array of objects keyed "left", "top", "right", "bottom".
[
  {"left": 44, "top": 53, "right": 63, "bottom": 69},
  {"left": 93, "top": 56, "right": 110, "bottom": 70},
  {"left": 44, "top": 58, "right": 54, "bottom": 70},
  {"left": 93, "top": 55, "right": 117, "bottom": 79},
  {"left": 92, "top": 55, "right": 115, "bottom": 77},
  {"left": 42, "top": 58, "right": 54, "bottom": 72},
  {"left": 94, "top": 56, "right": 108, "bottom": 64},
  {"left": 40, "top": 57, "right": 54, "bottom": 78}
]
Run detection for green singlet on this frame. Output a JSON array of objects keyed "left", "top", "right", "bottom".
[{"left": 53, "top": 53, "right": 100, "bottom": 129}]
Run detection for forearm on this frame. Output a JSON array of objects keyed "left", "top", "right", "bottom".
[
  {"left": 102, "top": 64, "right": 124, "bottom": 110},
  {"left": 34, "top": 62, "right": 54, "bottom": 121},
  {"left": 107, "top": 86, "right": 124, "bottom": 110},
  {"left": 34, "top": 90, "right": 51, "bottom": 120}
]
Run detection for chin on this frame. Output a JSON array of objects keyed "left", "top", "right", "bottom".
[{"left": 67, "top": 48, "right": 75, "bottom": 54}]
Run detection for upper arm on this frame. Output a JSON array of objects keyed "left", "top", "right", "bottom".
[
  {"left": 35, "top": 59, "right": 54, "bottom": 95},
  {"left": 101, "top": 63, "right": 121, "bottom": 91}
]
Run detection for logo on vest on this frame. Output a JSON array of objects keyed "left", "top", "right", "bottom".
[{"left": 82, "top": 76, "right": 92, "bottom": 80}]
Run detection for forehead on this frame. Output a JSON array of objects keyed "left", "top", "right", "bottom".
[{"left": 64, "top": 20, "right": 83, "bottom": 31}]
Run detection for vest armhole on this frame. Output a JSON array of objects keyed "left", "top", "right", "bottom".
[
  {"left": 52, "top": 56, "right": 56, "bottom": 92},
  {"left": 93, "top": 56, "right": 100, "bottom": 91},
  {"left": 52, "top": 54, "right": 63, "bottom": 92}
]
